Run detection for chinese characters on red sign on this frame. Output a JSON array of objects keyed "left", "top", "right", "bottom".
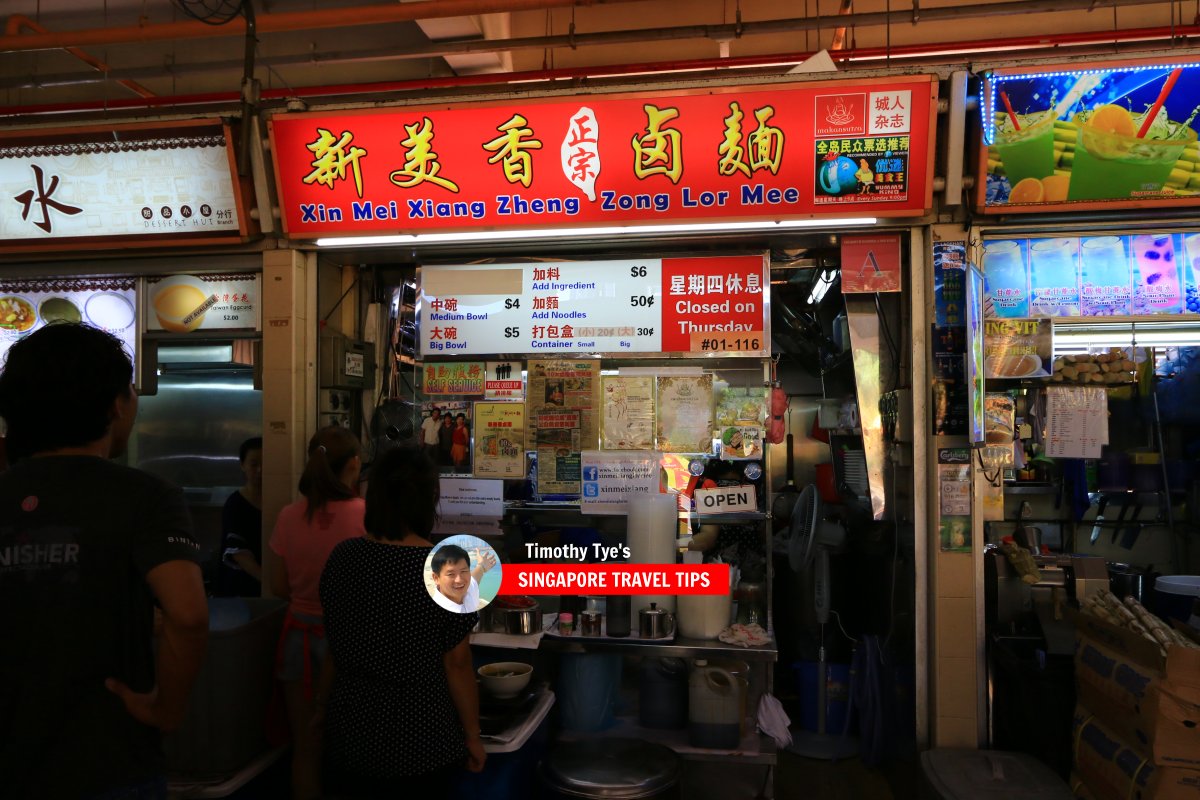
[{"left": 269, "top": 79, "right": 936, "bottom": 236}]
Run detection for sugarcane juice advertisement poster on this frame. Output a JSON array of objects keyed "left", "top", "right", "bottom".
[
  {"left": 269, "top": 78, "right": 936, "bottom": 237},
  {"left": 983, "top": 233, "right": 1200, "bottom": 318},
  {"left": 980, "top": 57, "right": 1200, "bottom": 211}
]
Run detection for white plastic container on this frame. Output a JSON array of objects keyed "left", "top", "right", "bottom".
[
  {"left": 688, "top": 659, "right": 746, "bottom": 749},
  {"left": 677, "top": 591, "right": 732, "bottom": 640},
  {"left": 1152, "top": 575, "right": 1200, "bottom": 623}
]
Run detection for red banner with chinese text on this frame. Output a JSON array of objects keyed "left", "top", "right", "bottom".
[{"left": 268, "top": 77, "right": 937, "bottom": 237}]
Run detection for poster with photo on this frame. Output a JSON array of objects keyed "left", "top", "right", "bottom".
[
  {"left": 421, "top": 400, "right": 472, "bottom": 474},
  {"left": 525, "top": 360, "right": 600, "bottom": 450},
  {"left": 473, "top": 402, "right": 525, "bottom": 479},
  {"left": 713, "top": 383, "right": 768, "bottom": 429},
  {"left": 535, "top": 411, "right": 582, "bottom": 496},
  {"left": 656, "top": 374, "right": 714, "bottom": 453},
  {"left": 601, "top": 375, "right": 655, "bottom": 450}
]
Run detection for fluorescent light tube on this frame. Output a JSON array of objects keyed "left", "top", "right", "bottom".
[{"left": 315, "top": 217, "right": 878, "bottom": 247}]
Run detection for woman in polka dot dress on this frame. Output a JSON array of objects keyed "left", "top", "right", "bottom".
[{"left": 317, "top": 445, "right": 484, "bottom": 798}]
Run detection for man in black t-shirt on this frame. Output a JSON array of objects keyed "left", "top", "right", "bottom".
[{"left": 0, "top": 323, "right": 208, "bottom": 800}]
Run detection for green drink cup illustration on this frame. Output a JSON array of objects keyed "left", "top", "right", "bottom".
[
  {"left": 993, "top": 111, "right": 1057, "bottom": 188},
  {"left": 1067, "top": 104, "right": 1196, "bottom": 201}
]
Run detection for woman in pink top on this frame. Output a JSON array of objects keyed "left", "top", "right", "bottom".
[{"left": 268, "top": 425, "right": 365, "bottom": 800}]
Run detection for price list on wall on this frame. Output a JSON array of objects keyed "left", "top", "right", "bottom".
[
  {"left": 419, "top": 255, "right": 768, "bottom": 357},
  {"left": 1046, "top": 385, "right": 1108, "bottom": 459}
]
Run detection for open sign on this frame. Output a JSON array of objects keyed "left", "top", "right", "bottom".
[{"left": 694, "top": 485, "right": 757, "bottom": 515}]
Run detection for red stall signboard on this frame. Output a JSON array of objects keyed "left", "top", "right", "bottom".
[
  {"left": 268, "top": 77, "right": 938, "bottom": 237},
  {"left": 419, "top": 255, "right": 768, "bottom": 357}
]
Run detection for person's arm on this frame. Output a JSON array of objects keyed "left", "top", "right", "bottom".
[
  {"left": 106, "top": 560, "right": 208, "bottom": 732},
  {"left": 443, "top": 636, "right": 485, "bottom": 772},
  {"left": 267, "top": 548, "right": 291, "bottom": 601},
  {"left": 232, "top": 550, "right": 263, "bottom": 581}
]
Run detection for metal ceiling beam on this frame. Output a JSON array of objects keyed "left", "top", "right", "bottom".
[
  {"left": 1, "top": 0, "right": 1187, "bottom": 92},
  {"left": 5, "top": 14, "right": 155, "bottom": 97},
  {"left": 5, "top": 25, "right": 1197, "bottom": 118},
  {"left": 0, "top": 0, "right": 645, "bottom": 53}
]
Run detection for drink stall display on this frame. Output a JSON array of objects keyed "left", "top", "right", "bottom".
[{"left": 973, "top": 55, "right": 1200, "bottom": 789}]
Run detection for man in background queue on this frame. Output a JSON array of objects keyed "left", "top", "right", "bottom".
[{"left": 0, "top": 323, "right": 209, "bottom": 800}]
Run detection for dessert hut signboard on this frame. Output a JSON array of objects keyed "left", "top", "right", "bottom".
[
  {"left": 268, "top": 77, "right": 938, "bottom": 236},
  {"left": 0, "top": 119, "right": 248, "bottom": 250},
  {"left": 979, "top": 56, "right": 1200, "bottom": 213}
]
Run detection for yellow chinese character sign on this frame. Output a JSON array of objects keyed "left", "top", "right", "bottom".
[
  {"left": 303, "top": 128, "right": 368, "bottom": 198},
  {"left": 271, "top": 77, "right": 936, "bottom": 236},
  {"left": 483, "top": 114, "right": 543, "bottom": 188},
  {"left": 389, "top": 117, "right": 459, "bottom": 193},
  {"left": 632, "top": 105, "right": 683, "bottom": 184}
]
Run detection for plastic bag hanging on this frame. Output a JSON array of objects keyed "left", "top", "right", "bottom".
[{"left": 767, "top": 373, "right": 787, "bottom": 445}]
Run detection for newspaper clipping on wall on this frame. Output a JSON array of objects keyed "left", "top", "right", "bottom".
[{"left": 525, "top": 360, "right": 601, "bottom": 495}]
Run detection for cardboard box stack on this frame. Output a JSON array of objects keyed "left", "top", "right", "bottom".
[{"left": 1072, "top": 591, "right": 1200, "bottom": 800}]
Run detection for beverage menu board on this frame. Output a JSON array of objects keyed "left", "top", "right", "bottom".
[
  {"left": 979, "top": 57, "right": 1200, "bottom": 212},
  {"left": 983, "top": 232, "right": 1200, "bottom": 318}
]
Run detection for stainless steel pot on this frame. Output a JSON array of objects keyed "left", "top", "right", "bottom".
[
  {"left": 488, "top": 596, "right": 543, "bottom": 635},
  {"left": 639, "top": 602, "right": 675, "bottom": 639},
  {"left": 538, "top": 738, "right": 681, "bottom": 800},
  {"left": 1107, "top": 563, "right": 1152, "bottom": 602}
]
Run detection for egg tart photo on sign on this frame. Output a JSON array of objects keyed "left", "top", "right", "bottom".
[{"left": 152, "top": 275, "right": 216, "bottom": 333}]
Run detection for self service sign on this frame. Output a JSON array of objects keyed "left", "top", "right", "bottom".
[
  {"left": 268, "top": 77, "right": 937, "bottom": 237},
  {"left": 419, "top": 255, "right": 768, "bottom": 356}
]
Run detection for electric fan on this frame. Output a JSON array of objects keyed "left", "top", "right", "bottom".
[{"left": 779, "top": 484, "right": 857, "bottom": 760}]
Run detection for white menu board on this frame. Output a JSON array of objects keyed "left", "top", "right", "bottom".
[
  {"left": 419, "top": 255, "right": 767, "bottom": 357},
  {"left": 1046, "top": 386, "right": 1108, "bottom": 459}
]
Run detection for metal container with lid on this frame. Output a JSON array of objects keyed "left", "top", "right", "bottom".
[
  {"left": 638, "top": 602, "right": 675, "bottom": 639},
  {"left": 538, "top": 738, "right": 681, "bottom": 799}
]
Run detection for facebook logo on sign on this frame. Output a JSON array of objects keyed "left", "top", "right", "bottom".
[{"left": 583, "top": 467, "right": 599, "bottom": 481}]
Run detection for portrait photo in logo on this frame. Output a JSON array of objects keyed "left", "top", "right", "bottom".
[{"left": 424, "top": 534, "right": 502, "bottom": 614}]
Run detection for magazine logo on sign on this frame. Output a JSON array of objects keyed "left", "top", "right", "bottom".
[
  {"left": 840, "top": 235, "right": 902, "bottom": 293},
  {"left": 814, "top": 94, "right": 866, "bottom": 137}
]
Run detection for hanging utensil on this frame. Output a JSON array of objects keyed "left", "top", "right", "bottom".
[
  {"left": 1118, "top": 500, "right": 1144, "bottom": 550},
  {"left": 772, "top": 430, "right": 800, "bottom": 524},
  {"left": 1090, "top": 494, "right": 1109, "bottom": 545},
  {"left": 1109, "top": 496, "right": 1132, "bottom": 545}
]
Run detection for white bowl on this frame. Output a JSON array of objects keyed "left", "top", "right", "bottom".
[{"left": 478, "top": 661, "right": 533, "bottom": 699}]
